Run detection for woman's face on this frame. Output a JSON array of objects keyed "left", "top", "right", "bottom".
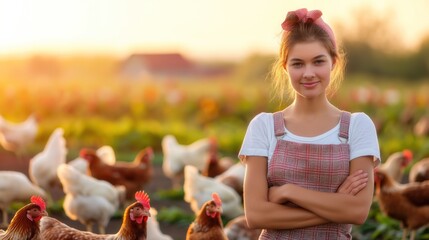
[{"left": 285, "top": 41, "right": 333, "bottom": 100}]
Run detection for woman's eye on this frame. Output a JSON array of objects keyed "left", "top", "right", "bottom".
[
  {"left": 314, "top": 60, "right": 325, "bottom": 65},
  {"left": 291, "top": 62, "right": 303, "bottom": 67}
]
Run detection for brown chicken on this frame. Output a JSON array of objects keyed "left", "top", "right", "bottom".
[
  {"left": 374, "top": 168, "right": 429, "bottom": 240},
  {"left": 201, "top": 139, "right": 234, "bottom": 178},
  {"left": 80, "top": 147, "right": 154, "bottom": 199},
  {"left": 0, "top": 196, "right": 47, "bottom": 240},
  {"left": 409, "top": 158, "right": 429, "bottom": 183},
  {"left": 186, "top": 192, "right": 228, "bottom": 240},
  {"left": 40, "top": 191, "right": 152, "bottom": 240}
]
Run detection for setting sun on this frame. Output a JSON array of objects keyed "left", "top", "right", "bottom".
[{"left": 0, "top": 0, "right": 428, "bottom": 60}]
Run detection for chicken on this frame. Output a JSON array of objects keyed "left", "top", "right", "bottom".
[
  {"left": 80, "top": 147, "right": 153, "bottom": 199},
  {"left": 67, "top": 145, "right": 118, "bottom": 174},
  {"left": 28, "top": 128, "right": 67, "bottom": 203},
  {"left": 409, "top": 158, "right": 429, "bottom": 183},
  {"left": 96, "top": 145, "right": 116, "bottom": 165},
  {"left": 0, "top": 196, "right": 47, "bottom": 240},
  {"left": 201, "top": 139, "right": 235, "bottom": 178},
  {"left": 0, "top": 114, "right": 38, "bottom": 156},
  {"left": 66, "top": 156, "right": 89, "bottom": 174},
  {"left": 414, "top": 115, "right": 429, "bottom": 137},
  {"left": 63, "top": 194, "right": 116, "bottom": 234},
  {"left": 374, "top": 168, "right": 429, "bottom": 240},
  {"left": 147, "top": 208, "right": 173, "bottom": 240},
  {"left": 186, "top": 192, "right": 227, "bottom": 240},
  {"left": 162, "top": 134, "right": 215, "bottom": 188},
  {"left": 40, "top": 191, "right": 151, "bottom": 240},
  {"left": 379, "top": 149, "right": 413, "bottom": 183},
  {"left": 224, "top": 215, "right": 262, "bottom": 240},
  {"left": 0, "top": 171, "right": 46, "bottom": 228},
  {"left": 184, "top": 165, "right": 243, "bottom": 219},
  {"left": 214, "top": 162, "right": 245, "bottom": 199},
  {"left": 56, "top": 164, "right": 126, "bottom": 234}
]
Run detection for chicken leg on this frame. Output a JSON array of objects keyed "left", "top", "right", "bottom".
[{"left": 1, "top": 209, "right": 8, "bottom": 228}]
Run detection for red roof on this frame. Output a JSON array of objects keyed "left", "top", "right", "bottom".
[{"left": 127, "top": 53, "right": 194, "bottom": 73}]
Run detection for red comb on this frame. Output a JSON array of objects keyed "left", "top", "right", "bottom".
[
  {"left": 135, "top": 191, "right": 150, "bottom": 210},
  {"left": 402, "top": 149, "right": 413, "bottom": 161},
  {"left": 31, "top": 196, "right": 46, "bottom": 211},
  {"left": 79, "top": 148, "right": 88, "bottom": 157},
  {"left": 212, "top": 193, "right": 222, "bottom": 207},
  {"left": 79, "top": 148, "right": 95, "bottom": 156}
]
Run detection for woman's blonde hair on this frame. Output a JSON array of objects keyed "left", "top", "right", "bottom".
[{"left": 270, "top": 22, "right": 346, "bottom": 104}]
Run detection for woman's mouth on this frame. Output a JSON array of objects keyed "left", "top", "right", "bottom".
[{"left": 301, "top": 81, "right": 320, "bottom": 88}]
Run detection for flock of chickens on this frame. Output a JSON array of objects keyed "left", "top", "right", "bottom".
[
  {"left": 375, "top": 150, "right": 429, "bottom": 240},
  {"left": 2, "top": 114, "right": 429, "bottom": 240},
  {"left": 0, "top": 114, "right": 256, "bottom": 240}
]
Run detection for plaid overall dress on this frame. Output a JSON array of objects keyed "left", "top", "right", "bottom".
[{"left": 260, "top": 111, "right": 352, "bottom": 240}]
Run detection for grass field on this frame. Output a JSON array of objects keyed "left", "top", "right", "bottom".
[{"left": 1, "top": 57, "right": 429, "bottom": 239}]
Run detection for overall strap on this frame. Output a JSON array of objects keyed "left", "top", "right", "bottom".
[
  {"left": 338, "top": 111, "right": 351, "bottom": 143},
  {"left": 273, "top": 111, "right": 286, "bottom": 138}
]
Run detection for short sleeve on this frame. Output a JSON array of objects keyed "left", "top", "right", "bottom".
[
  {"left": 349, "top": 113, "right": 381, "bottom": 166},
  {"left": 238, "top": 113, "right": 273, "bottom": 163}
]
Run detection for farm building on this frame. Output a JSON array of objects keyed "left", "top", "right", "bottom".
[{"left": 120, "top": 53, "right": 231, "bottom": 80}]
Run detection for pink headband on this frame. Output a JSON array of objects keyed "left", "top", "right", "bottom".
[{"left": 281, "top": 8, "right": 336, "bottom": 49}]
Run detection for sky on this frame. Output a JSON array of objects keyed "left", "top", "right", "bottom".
[{"left": 0, "top": 0, "right": 428, "bottom": 61}]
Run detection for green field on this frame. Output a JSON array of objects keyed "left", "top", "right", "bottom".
[{"left": 1, "top": 57, "right": 429, "bottom": 239}]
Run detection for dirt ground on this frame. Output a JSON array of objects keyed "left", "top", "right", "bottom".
[{"left": 0, "top": 150, "right": 192, "bottom": 240}]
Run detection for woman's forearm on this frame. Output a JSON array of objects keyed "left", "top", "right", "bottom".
[
  {"left": 245, "top": 199, "right": 329, "bottom": 229},
  {"left": 281, "top": 157, "right": 375, "bottom": 224},
  {"left": 284, "top": 184, "right": 371, "bottom": 224},
  {"left": 244, "top": 156, "right": 330, "bottom": 229}
]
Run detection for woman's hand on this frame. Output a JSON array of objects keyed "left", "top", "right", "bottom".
[{"left": 337, "top": 170, "right": 368, "bottom": 195}]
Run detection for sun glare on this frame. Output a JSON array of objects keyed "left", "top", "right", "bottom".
[{"left": 0, "top": 0, "right": 428, "bottom": 59}]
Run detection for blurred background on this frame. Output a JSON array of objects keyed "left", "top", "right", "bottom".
[{"left": 1, "top": 0, "right": 429, "bottom": 239}]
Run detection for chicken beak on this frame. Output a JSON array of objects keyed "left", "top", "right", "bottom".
[{"left": 42, "top": 210, "right": 49, "bottom": 216}]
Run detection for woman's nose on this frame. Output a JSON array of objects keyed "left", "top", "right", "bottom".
[{"left": 303, "top": 66, "right": 315, "bottom": 79}]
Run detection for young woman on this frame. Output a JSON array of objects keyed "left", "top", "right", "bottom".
[{"left": 239, "top": 8, "right": 380, "bottom": 239}]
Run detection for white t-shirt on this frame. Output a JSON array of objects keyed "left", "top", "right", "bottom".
[{"left": 239, "top": 112, "right": 380, "bottom": 166}]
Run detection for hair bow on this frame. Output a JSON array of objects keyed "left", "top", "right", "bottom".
[{"left": 281, "top": 8, "right": 336, "bottom": 49}]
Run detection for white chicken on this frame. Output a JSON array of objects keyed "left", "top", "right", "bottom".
[
  {"left": 96, "top": 145, "right": 116, "bottom": 165},
  {"left": 57, "top": 163, "right": 126, "bottom": 234},
  {"left": 147, "top": 208, "right": 173, "bottom": 240},
  {"left": 0, "top": 114, "right": 38, "bottom": 156},
  {"left": 62, "top": 194, "right": 116, "bottom": 234},
  {"left": 379, "top": 149, "right": 413, "bottom": 183},
  {"left": 162, "top": 134, "right": 214, "bottom": 188},
  {"left": 0, "top": 171, "right": 46, "bottom": 227},
  {"left": 67, "top": 156, "right": 89, "bottom": 174},
  {"left": 224, "top": 215, "right": 262, "bottom": 240},
  {"left": 28, "top": 127, "right": 67, "bottom": 203},
  {"left": 184, "top": 165, "right": 243, "bottom": 219},
  {"left": 215, "top": 162, "right": 245, "bottom": 198}
]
